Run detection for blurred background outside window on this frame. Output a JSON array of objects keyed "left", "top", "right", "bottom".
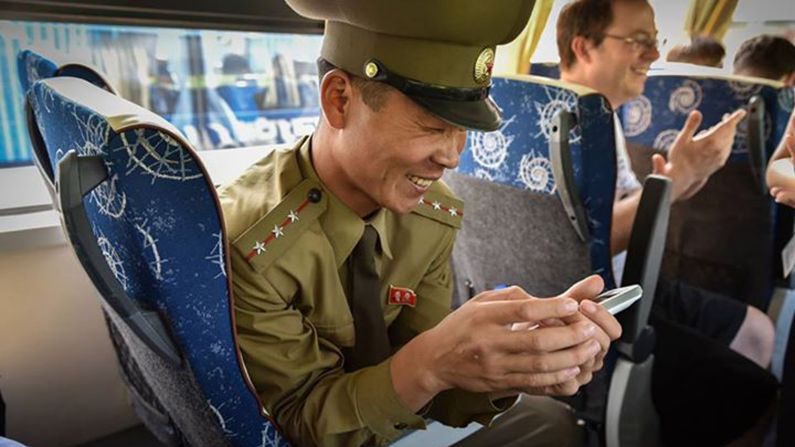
[{"left": 0, "top": 20, "right": 323, "bottom": 168}]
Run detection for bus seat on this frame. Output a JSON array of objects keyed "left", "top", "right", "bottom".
[
  {"left": 26, "top": 76, "right": 290, "bottom": 447},
  {"left": 17, "top": 50, "right": 117, "bottom": 188},
  {"left": 619, "top": 70, "right": 794, "bottom": 310},
  {"left": 17, "top": 50, "right": 57, "bottom": 93},
  {"left": 18, "top": 49, "right": 117, "bottom": 97},
  {"left": 451, "top": 76, "right": 617, "bottom": 296},
  {"left": 528, "top": 62, "right": 560, "bottom": 79},
  {"left": 16, "top": 51, "right": 177, "bottom": 444},
  {"left": 447, "top": 75, "right": 671, "bottom": 447}
]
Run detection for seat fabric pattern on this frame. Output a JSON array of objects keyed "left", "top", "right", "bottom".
[
  {"left": 456, "top": 76, "right": 617, "bottom": 288},
  {"left": 621, "top": 76, "right": 792, "bottom": 162},
  {"left": 620, "top": 75, "right": 795, "bottom": 307},
  {"left": 29, "top": 78, "right": 290, "bottom": 447},
  {"left": 18, "top": 50, "right": 182, "bottom": 444},
  {"left": 17, "top": 50, "right": 58, "bottom": 93}
]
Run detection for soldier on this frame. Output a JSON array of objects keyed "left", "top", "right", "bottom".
[{"left": 219, "top": 0, "right": 621, "bottom": 446}]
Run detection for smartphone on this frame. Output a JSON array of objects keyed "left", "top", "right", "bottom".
[{"left": 593, "top": 285, "right": 643, "bottom": 315}]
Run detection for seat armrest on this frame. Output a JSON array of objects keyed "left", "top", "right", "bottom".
[
  {"left": 747, "top": 95, "right": 767, "bottom": 195},
  {"left": 551, "top": 109, "right": 589, "bottom": 242},
  {"left": 618, "top": 175, "right": 671, "bottom": 358}
]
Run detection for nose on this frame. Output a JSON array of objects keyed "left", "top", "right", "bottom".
[
  {"left": 644, "top": 44, "right": 660, "bottom": 62},
  {"left": 433, "top": 129, "right": 467, "bottom": 169}
]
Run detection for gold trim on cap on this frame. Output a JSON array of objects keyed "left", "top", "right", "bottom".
[{"left": 474, "top": 48, "right": 495, "bottom": 85}]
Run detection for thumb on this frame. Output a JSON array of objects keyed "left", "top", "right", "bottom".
[
  {"left": 560, "top": 274, "right": 605, "bottom": 302},
  {"left": 651, "top": 153, "right": 667, "bottom": 174}
]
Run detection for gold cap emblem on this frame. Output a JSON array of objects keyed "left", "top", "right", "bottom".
[
  {"left": 474, "top": 48, "right": 495, "bottom": 85},
  {"left": 365, "top": 61, "right": 379, "bottom": 79}
]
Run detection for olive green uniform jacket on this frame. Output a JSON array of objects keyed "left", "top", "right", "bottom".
[{"left": 219, "top": 136, "right": 507, "bottom": 447}]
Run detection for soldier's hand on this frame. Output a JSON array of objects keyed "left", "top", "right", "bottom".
[
  {"left": 409, "top": 286, "right": 604, "bottom": 397},
  {"left": 514, "top": 275, "right": 621, "bottom": 395}
]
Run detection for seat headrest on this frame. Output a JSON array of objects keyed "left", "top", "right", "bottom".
[
  {"left": 18, "top": 49, "right": 58, "bottom": 92},
  {"left": 35, "top": 77, "right": 183, "bottom": 139},
  {"left": 496, "top": 74, "right": 599, "bottom": 97},
  {"left": 648, "top": 62, "right": 785, "bottom": 89}
]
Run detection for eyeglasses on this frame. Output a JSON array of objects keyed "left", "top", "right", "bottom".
[{"left": 603, "top": 33, "right": 666, "bottom": 52}]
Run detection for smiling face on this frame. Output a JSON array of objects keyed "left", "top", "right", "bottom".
[
  {"left": 575, "top": 1, "right": 660, "bottom": 108},
  {"left": 319, "top": 73, "right": 467, "bottom": 216}
]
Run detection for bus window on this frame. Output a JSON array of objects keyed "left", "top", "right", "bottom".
[{"left": 0, "top": 20, "right": 322, "bottom": 168}]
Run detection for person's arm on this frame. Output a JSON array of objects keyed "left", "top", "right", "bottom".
[{"left": 611, "top": 190, "right": 642, "bottom": 255}]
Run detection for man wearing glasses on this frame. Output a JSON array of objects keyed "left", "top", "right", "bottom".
[{"left": 556, "top": 1, "right": 778, "bottom": 446}]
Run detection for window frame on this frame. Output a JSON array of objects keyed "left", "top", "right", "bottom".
[{"left": 0, "top": 1, "right": 322, "bottom": 252}]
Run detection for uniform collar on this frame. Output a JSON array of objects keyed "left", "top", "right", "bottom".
[{"left": 297, "top": 136, "right": 393, "bottom": 268}]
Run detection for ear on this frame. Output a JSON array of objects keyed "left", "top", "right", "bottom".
[
  {"left": 319, "top": 69, "right": 353, "bottom": 129},
  {"left": 570, "top": 35, "right": 593, "bottom": 66}
]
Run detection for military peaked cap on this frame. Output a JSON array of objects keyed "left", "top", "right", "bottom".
[{"left": 285, "top": 0, "right": 537, "bottom": 131}]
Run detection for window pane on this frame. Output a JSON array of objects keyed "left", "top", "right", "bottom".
[{"left": 0, "top": 20, "right": 322, "bottom": 168}]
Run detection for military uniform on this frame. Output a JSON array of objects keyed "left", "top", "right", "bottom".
[
  {"left": 217, "top": 1, "right": 588, "bottom": 446},
  {"left": 221, "top": 137, "right": 514, "bottom": 446}
]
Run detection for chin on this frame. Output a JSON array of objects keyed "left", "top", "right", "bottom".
[{"left": 384, "top": 197, "right": 419, "bottom": 215}]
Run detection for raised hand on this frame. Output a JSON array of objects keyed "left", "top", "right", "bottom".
[{"left": 652, "top": 109, "right": 746, "bottom": 201}]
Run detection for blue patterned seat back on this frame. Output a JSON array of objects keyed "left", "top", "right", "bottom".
[
  {"left": 17, "top": 50, "right": 57, "bottom": 93},
  {"left": 28, "top": 77, "right": 290, "bottom": 447},
  {"left": 621, "top": 69, "right": 791, "bottom": 163},
  {"left": 18, "top": 49, "right": 116, "bottom": 94},
  {"left": 619, "top": 67, "right": 795, "bottom": 307},
  {"left": 529, "top": 62, "right": 560, "bottom": 79},
  {"left": 18, "top": 50, "right": 117, "bottom": 184},
  {"left": 454, "top": 75, "right": 617, "bottom": 291}
]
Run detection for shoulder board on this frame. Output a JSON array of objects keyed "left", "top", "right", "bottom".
[
  {"left": 233, "top": 179, "right": 327, "bottom": 273},
  {"left": 412, "top": 181, "right": 464, "bottom": 229}
]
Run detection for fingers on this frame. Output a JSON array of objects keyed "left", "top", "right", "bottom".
[
  {"left": 469, "top": 285, "right": 527, "bottom": 303},
  {"left": 723, "top": 108, "right": 747, "bottom": 127},
  {"left": 476, "top": 295, "right": 579, "bottom": 326},
  {"left": 651, "top": 153, "right": 668, "bottom": 175},
  {"left": 581, "top": 299, "right": 623, "bottom": 342},
  {"left": 677, "top": 110, "right": 703, "bottom": 142},
  {"left": 499, "top": 319, "right": 596, "bottom": 352},
  {"left": 524, "top": 379, "right": 583, "bottom": 397},
  {"left": 501, "top": 338, "right": 601, "bottom": 374},
  {"left": 502, "top": 365, "right": 582, "bottom": 390},
  {"left": 560, "top": 274, "right": 604, "bottom": 302}
]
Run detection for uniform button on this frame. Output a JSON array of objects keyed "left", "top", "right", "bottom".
[
  {"left": 307, "top": 188, "right": 323, "bottom": 203},
  {"left": 394, "top": 422, "right": 408, "bottom": 430}
]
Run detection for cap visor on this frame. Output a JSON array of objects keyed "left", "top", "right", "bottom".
[{"left": 410, "top": 95, "right": 502, "bottom": 132}]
